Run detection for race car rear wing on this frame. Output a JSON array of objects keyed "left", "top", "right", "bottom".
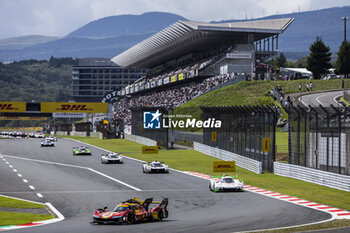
[
  {"left": 160, "top": 198, "right": 168, "bottom": 208},
  {"left": 142, "top": 198, "right": 153, "bottom": 211},
  {"left": 125, "top": 197, "right": 168, "bottom": 209},
  {"left": 73, "top": 147, "right": 90, "bottom": 150}
]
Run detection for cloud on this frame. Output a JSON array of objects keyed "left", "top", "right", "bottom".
[{"left": 0, "top": 0, "right": 349, "bottom": 39}]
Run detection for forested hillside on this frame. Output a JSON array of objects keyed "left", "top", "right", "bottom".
[{"left": 0, "top": 57, "right": 76, "bottom": 102}]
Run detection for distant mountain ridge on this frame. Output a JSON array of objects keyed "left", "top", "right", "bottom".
[
  {"left": 0, "top": 12, "right": 186, "bottom": 62},
  {"left": 0, "top": 7, "right": 349, "bottom": 61},
  {"left": 0, "top": 35, "right": 59, "bottom": 50},
  {"left": 67, "top": 12, "right": 186, "bottom": 38}
]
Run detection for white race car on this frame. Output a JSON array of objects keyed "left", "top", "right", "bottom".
[
  {"left": 41, "top": 139, "right": 54, "bottom": 147},
  {"left": 142, "top": 160, "right": 169, "bottom": 173},
  {"left": 46, "top": 136, "right": 57, "bottom": 142},
  {"left": 101, "top": 153, "right": 123, "bottom": 164},
  {"left": 209, "top": 175, "right": 244, "bottom": 192}
]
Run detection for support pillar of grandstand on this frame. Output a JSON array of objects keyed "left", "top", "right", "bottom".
[{"left": 201, "top": 44, "right": 256, "bottom": 77}]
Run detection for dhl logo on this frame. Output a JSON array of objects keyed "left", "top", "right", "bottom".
[
  {"left": 216, "top": 165, "right": 232, "bottom": 168},
  {"left": 0, "top": 104, "right": 16, "bottom": 110},
  {"left": 41, "top": 102, "right": 107, "bottom": 113},
  {"left": 56, "top": 104, "right": 91, "bottom": 111},
  {"left": 213, "top": 161, "right": 235, "bottom": 172}
]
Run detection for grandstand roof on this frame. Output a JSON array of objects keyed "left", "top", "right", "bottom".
[{"left": 111, "top": 18, "right": 294, "bottom": 69}]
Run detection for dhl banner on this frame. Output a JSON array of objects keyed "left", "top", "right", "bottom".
[
  {"left": 142, "top": 146, "right": 158, "bottom": 154},
  {"left": 262, "top": 137, "right": 270, "bottom": 152},
  {"left": 213, "top": 161, "right": 235, "bottom": 172},
  {"left": 0, "top": 116, "right": 47, "bottom": 121},
  {"left": 170, "top": 75, "right": 177, "bottom": 82},
  {"left": 0, "top": 102, "right": 26, "bottom": 112},
  {"left": 178, "top": 73, "right": 184, "bottom": 80},
  {"left": 41, "top": 102, "right": 108, "bottom": 113}
]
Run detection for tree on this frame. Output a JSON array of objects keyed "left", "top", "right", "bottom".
[
  {"left": 336, "top": 41, "right": 350, "bottom": 78},
  {"left": 306, "top": 36, "right": 332, "bottom": 79},
  {"left": 275, "top": 52, "right": 287, "bottom": 68}
]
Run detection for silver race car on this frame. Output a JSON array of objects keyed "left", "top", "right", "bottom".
[
  {"left": 41, "top": 139, "right": 54, "bottom": 147},
  {"left": 46, "top": 136, "right": 57, "bottom": 142},
  {"left": 209, "top": 175, "right": 244, "bottom": 192},
  {"left": 142, "top": 160, "right": 169, "bottom": 173},
  {"left": 101, "top": 153, "right": 123, "bottom": 164}
]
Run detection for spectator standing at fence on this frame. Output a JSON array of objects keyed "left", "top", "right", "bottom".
[
  {"left": 299, "top": 82, "right": 302, "bottom": 92},
  {"left": 306, "top": 83, "right": 310, "bottom": 92},
  {"left": 310, "top": 82, "right": 313, "bottom": 91},
  {"left": 284, "top": 100, "right": 289, "bottom": 108}
]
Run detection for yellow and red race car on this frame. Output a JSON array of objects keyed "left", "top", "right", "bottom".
[{"left": 91, "top": 197, "right": 168, "bottom": 224}]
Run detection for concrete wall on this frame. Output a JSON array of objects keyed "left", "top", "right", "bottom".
[
  {"left": 193, "top": 141, "right": 262, "bottom": 174},
  {"left": 124, "top": 134, "right": 157, "bottom": 146},
  {"left": 170, "top": 130, "right": 203, "bottom": 144},
  {"left": 274, "top": 162, "right": 350, "bottom": 192},
  {"left": 55, "top": 131, "right": 68, "bottom": 136},
  {"left": 55, "top": 131, "right": 103, "bottom": 139}
]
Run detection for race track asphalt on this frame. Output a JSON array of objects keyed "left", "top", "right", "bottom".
[
  {"left": 300, "top": 90, "right": 343, "bottom": 108},
  {"left": 0, "top": 138, "right": 331, "bottom": 233}
]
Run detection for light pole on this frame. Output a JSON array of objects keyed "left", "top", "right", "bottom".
[{"left": 341, "top": 16, "right": 349, "bottom": 42}]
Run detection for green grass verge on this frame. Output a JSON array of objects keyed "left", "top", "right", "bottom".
[
  {"left": 175, "top": 79, "right": 344, "bottom": 130},
  {"left": 68, "top": 137, "right": 350, "bottom": 211},
  {"left": 181, "top": 79, "right": 343, "bottom": 108},
  {"left": 0, "top": 212, "right": 54, "bottom": 226},
  {"left": 276, "top": 131, "right": 288, "bottom": 153},
  {"left": 0, "top": 196, "right": 45, "bottom": 209}
]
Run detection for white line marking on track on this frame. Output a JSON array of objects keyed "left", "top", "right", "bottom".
[
  {"left": 2, "top": 154, "right": 142, "bottom": 192},
  {"left": 23, "top": 179, "right": 28, "bottom": 183},
  {"left": 68, "top": 138, "right": 187, "bottom": 175},
  {"left": 29, "top": 185, "right": 35, "bottom": 190},
  {"left": 36, "top": 193, "right": 43, "bottom": 198},
  {"left": 87, "top": 168, "right": 142, "bottom": 191},
  {"left": 5, "top": 161, "right": 9, "bottom": 164},
  {"left": 12, "top": 169, "right": 17, "bottom": 172},
  {"left": 299, "top": 96, "right": 309, "bottom": 107},
  {"left": 44, "top": 202, "right": 65, "bottom": 221},
  {"left": 9, "top": 165, "right": 13, "bottom": 168},
  {"left": 17, "top": 174, "right": 22, "bottom": 177},
  {"left": 333, "top": 94, "right": 342, "bottom": 105},
  {"left": 316, "top": 94, "right": 325, "bottom": 105}
]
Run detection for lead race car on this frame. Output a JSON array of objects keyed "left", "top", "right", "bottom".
[
  {"left": 73, "top": 146, "right": 92, "bottom": 155},
  {"left": 46, "top": 136, "right": 57, "bottom": 142},
  {"left": 142, "top": 160, "right": 169, "bottom": 173},
  {"left": 101, "top": 153, "right": 123, "bottom": 164},
  {"left": 91, "top": 197, "right": 168, "bottom": 224},
  {"left": 41, "top": 139, "right": 54, "bottom": 147},
  {"left": 209, "top": 174, "right": 244, "bottom": 192}
]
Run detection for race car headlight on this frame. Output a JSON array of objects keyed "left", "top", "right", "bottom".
[{"left": 93, "top": 215, "right": 100, "bottom": 218}]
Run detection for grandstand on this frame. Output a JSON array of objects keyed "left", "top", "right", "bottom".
[{"left": 110, "top": 18, "right": 294, "bottom": 126}]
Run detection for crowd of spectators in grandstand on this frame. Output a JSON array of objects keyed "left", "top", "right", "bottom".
[{"left": 113, "top": 73, "right": 237, "bottom": 125}]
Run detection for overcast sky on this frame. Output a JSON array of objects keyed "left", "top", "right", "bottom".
[{"left": 0, "top": 0, "right": 349, "bottom": 39}]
